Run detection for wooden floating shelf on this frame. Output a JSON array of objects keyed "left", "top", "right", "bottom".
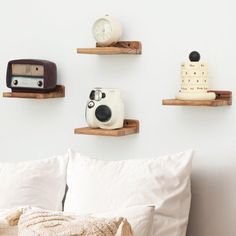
[
  {"left": 74, "top": 119, "right": 139, "bottom": 137},
  {"left": 162, "top": 91, "right": 232, "bottom": 107},
  {"left": 3, "top": 85, "right": 65, "bottom": 99},
  {"left": 77, "top": 41, "right": 142, "bottom": 55}
]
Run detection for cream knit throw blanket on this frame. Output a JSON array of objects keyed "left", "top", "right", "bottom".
[{"left": 6, "top": 208, "right": 133, "bottom": 236}]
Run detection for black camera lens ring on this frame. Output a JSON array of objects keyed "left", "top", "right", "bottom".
[{"left": 95, "top": 105, "right": 112, "bottom": 122}]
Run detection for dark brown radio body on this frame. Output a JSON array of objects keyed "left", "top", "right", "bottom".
[{"left": 6, "top": 59, "right": 57, "bottom": 92}]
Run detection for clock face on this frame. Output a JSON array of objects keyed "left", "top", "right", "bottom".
[{"left": 93, "top": 19, "right": 113, "bottom": 43}]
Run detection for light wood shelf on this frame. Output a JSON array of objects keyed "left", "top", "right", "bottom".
[
  {"left": 162, "top": 91, "right": 232, "bottom": 107},
  {"left": 77, "top": 41, "right": 142, "bottom": 55},
  {"left": 74, "top": 119, "right": 139, "bottom": 137},
  {"left": 3, "top": 85, "right": 65, "bottom": 99}
]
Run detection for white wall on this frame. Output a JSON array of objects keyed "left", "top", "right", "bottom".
[{"left": 0, "top": 0, "right": 235, "bottom": 235}]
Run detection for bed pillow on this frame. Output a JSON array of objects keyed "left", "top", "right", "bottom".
[
  {"left": 65, "top": 149, "right": 193, "bottom": 236},
  {"left": 0, "top": 154, "right": 68, "bottom": 211},
  {"left": 93, "top": 205, "right": 155, "bottom": 236}
]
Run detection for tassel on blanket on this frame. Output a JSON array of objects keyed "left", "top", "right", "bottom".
[
  {"left": 121, "top": 218, "right": 133, "bottom": 236},
  {"left": 5, "top": 209, "right": 23, "bottom": 226}
]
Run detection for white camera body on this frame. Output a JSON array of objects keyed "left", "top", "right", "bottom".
[{"left": 86, "top": 88, "right": 124, "bottom": 130}]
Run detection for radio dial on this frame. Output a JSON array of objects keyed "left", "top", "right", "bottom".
[
  {"left": 13, "top": 80, "right": 18, "bottom": 85},
  {"left": 37, "top": 81, "right": 43, "bottom": 87}
]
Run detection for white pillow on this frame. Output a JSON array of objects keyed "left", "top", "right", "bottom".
[
  {"left": 65, "top": 149, "right": 193, "bottom": 236},
  {"left": 0, "top": 154, "right": 68, "bottom": 211},
  {"left": 93, "top": 205, "right": 155, "bottom": 236}
]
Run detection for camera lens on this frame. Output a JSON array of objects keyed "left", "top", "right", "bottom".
[{"left": 95, "top": 105, "right": 112, "bottom": 122}]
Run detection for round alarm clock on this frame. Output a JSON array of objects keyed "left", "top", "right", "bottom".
[{"left": 92, "top": 15, "right": 122, "bottom": 46}]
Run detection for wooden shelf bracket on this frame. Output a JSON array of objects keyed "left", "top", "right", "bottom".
[
  {"left": 3, "top": 85, "right": 65, "bottom": 99},
  {"left": 74, "top": 119, "right": 139, "bottom": 137},
  {"left": 77, "top": 41, "right": 142, "bottom": 55},
  {"left": 162, "top": 91, "right": 232, "bottom": 107}
]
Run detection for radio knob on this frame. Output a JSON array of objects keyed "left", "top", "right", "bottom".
[
  {"left": 13, "top": 80, "right": 18, "bottom": 86},
  {"left": 37, "top": 81, "right": 43, "bottom": 87}
]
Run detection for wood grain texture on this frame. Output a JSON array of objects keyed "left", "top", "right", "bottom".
[
  {"left": 74, "top": 119, "right": 139, "bottom": 137},
  {"left": 77, "top": 41, "right": 142, "bottom": 55},
  {"left": 162, "top": 91, "right": 232, "bottom": 106},
  {"left": 3, "top": 85, "right": 65, "bottom": 99}
]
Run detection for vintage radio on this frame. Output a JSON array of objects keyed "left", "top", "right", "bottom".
[{"left": 6, "top": 59, "right": 57, "bottom": 92}]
